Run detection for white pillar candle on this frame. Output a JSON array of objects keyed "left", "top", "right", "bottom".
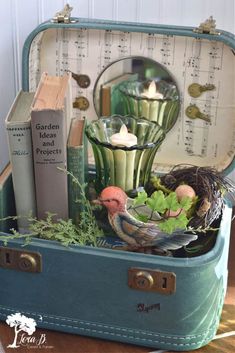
[{"left": 110, "top": 124, "right": 137, "bottom": 147}]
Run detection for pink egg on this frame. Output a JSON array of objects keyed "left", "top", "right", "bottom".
[{"left": 175, "top": 185, "right": 196, "bottom": 200}]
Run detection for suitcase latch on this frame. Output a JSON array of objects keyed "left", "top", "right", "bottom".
[
  {"left": 0, "top": 247, "right": 42, "bottom": 273},
  {"left": 193, "top": 16, "right": 220, "bottom": 35},
  {"left": 128, "top": 268, "right": 176, "bottom": 295},
  {"left": 51, "top": 3, "right": 77, "bottom": 24}
]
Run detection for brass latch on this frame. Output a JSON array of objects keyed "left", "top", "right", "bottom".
[
  {"left": 128, "top": 268, "right": 176, "bottom": 295},
  {"left": 51, "top": 3, "right": 77, "bottom": 24},
  {"left": 193, "top": 16, "right": 220, "bottom": 35},
  {"left": 0, "top": 247, "right": 42, "bottom": 273}
]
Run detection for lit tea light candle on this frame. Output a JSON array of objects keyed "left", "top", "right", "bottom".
[
  {"left": 110, "top": 124, "right": 137, "bottom": 147},
  {"left": 110, "top": 124, "right": 137, "bottom": 190},
  {"left": 141, "top": 80, "right": 164, "bottom": 100}
]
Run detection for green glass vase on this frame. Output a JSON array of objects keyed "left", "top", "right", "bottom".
[
  {"left": 86, "top": 115, "right": 165, "bottom": 193},
  {"left": 119, "top": 80, "right": 180, "bottom": 132}
]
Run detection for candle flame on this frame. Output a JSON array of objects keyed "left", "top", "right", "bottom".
[
  {"left": 110, "top": 123, "right": 137, "bottom": 147},
  {"left": 120, "top": 124, "right": 128, "bottom": 136},
  {"left": 141, "top": 80, "right": 163, "bottom": 99}
]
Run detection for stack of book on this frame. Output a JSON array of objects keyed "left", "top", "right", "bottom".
[{"left": 4, "top": 72, "right": 87, "bottom": 233}]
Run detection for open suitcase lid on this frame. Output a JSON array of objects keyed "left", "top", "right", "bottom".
[{"left": 22, "top": 6, "right": 235, "bottom": 175}]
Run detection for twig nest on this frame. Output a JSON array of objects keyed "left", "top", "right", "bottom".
[
  {"left": 158, "top": 164, "right": 235, "bottom": 228},
  {"left": 196, "top": 198, "right": 211, "bottom": 218},
  {"left": 175, "top": 185, "right": 196, "bottom": 200}
]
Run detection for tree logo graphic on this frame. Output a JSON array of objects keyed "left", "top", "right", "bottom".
[{"left": 6, "top": 313, "right": 37, "bottom": 348}]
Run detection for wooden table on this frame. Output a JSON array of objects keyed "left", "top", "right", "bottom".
[{"left": 0, "top": 221, "right": 234, "bottom": 353}]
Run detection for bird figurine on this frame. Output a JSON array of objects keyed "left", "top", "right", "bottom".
[{"left": 93, "top": 186, "right": 198, "bottom": 253}]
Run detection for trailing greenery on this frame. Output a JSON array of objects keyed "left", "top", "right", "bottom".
[{"left": 0, "top": 170, "right": 103, "bottom": 247}]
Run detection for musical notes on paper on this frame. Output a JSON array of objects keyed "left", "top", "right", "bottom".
[
  {"left": 160, "top": 35, "right": 175, "bottom": 66},
  {"left": 28, "top": 27, "right": 235, "bottom": 171},
  {"left": 182, "top": 38, "right": 225, "bottom": 159},
  {"left": 28, "top": 32, "right": 44, "bottom": 91},
  {"left": 118, "top": 32, "right": 131, "bottom": 57}
]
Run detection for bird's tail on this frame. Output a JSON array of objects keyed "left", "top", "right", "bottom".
[{"left": 151, "top": 230, "right": 198, "bottom": 250}]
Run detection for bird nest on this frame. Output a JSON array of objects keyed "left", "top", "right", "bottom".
[{"left": 150, "top": 164, "right": 235, "bottom": 228}]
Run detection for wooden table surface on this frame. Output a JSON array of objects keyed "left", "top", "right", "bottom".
[{"left": 0, "top": 221, "right": 234, "bottom": 353}]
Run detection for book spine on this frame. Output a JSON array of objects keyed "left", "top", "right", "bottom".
[
  {"left": 6, "top": 123, "right": 36, "bottom": 232},
  {"left": 0, "top": 174, "right": 16, "bottom": 234},
  {"left": 31, "top": 110, "right": 68, "bottom": 220},
  {"left": 0, "top": 185, "right": 3, "bottom": 232},
  {"left": 100, "top": 86, "right": 111, "bottom": 116},
  {"left": 67, "top": 146, "right": 85, "bottom": 226}
]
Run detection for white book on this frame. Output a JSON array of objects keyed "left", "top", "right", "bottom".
[{"left": 5, "top": 90, "right": 36, "bottom": 233}]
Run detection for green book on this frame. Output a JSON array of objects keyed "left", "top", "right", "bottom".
[
  {"left": 0, "top": 163, "right": 16, "bottom": 233},
  {"left": 100, "top": 73, "right": 138, "bottom": 116},
  {"left": 67, "top": 118, "right": 87, "bottom": 226}
]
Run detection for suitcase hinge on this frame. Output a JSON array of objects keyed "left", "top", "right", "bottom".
[
  {"left": 193, "top": 16, "right": 221, "bottom": 35},
  {"left": 51, "top": 3, "right": 77, "bottom": 24}
]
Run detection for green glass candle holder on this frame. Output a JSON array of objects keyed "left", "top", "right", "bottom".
[
  {"left": 85, "top": 115, "right": 165, "bottom": 193},
  {"left": 119, "top": 79, "right": 180, "bottom": 132}
]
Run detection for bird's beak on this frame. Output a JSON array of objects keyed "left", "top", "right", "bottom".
[{"left": 92, "top": 198, "right": 102, "bottom": 205}]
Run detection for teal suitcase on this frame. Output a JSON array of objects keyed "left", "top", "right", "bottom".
[{"left": 0, "top": 6, "right": 234, "bottom": 351}]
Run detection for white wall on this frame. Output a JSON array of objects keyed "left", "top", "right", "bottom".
[{"left": 0, "top": 0, "right": 234, "bottom": 176}]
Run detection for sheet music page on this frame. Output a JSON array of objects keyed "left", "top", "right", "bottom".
[{"left": 29, "top": 28, "right": 235, "bottom": 172}]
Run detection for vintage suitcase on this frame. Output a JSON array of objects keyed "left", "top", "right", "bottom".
[{"left": 0, "top": 5, "right": 235, "bottom": 351}]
